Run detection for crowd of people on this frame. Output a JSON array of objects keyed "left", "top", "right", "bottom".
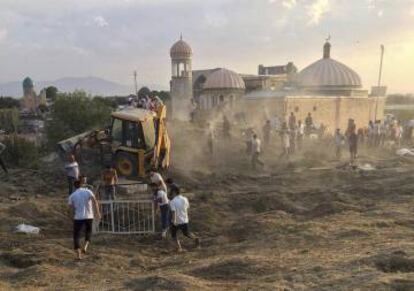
[
  {"left": 64, "top": 154, "right": 199, "bottom": 260},
  {"left": 127, "top": 94, "right": 164, "bottom": 112},
  {"left": 205, "top": 112, "right": 411, "bottom": 168}
]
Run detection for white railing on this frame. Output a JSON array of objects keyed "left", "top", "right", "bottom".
[{"left": 94, "top": 200, "right": 155, "bottom": 235}]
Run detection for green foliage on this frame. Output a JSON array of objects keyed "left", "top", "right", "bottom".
[
  {"left": 0, "top": 108, "right": 20, "bottom": 133},
  {"left": 151, "top": 90, "right": 170, "bottom": 102},
  {"left": 45, "top": 86, "right": 58, "bottom": 101},
  {"left": 38, "top": 104, "right": 49, "bottom": 113},
  {"left": 0, "top": 97, "right": 20, "bottom": 109},
  {"left": 2, "top": 136, "right": 40, "bottom": 168},
  {"left": 138, "top": 87, "right": 151, "bottom": 99},
  {"left": 46, "top": 90, "right": 115, "bottom": 148}
]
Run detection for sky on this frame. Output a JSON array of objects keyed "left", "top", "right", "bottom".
[{"left": 0, "top": 0, "right": 413, "bottom": 93}]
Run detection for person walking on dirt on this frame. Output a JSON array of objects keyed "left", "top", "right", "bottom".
[
  {"left": 305, "top": 113, "right": 313, "bottom": 135},
  {"left": 279, "top": 122, "right": 290, "bottom": 158},
  {"left": 348, "top": 128, "right": 358, "bottom": 163},
  {"left": 334, "top": 129, "right": 345, "bottom": 159},
  {"left": 68, "top": 179, "right": 101, "bottom": 260},
  {"left": 289, "top": 124, "right": 297, "bottom": 154},
  {"left": 169, "top": 189, "right": 200, "bottom": 252},
  {"left": 0, "top": 142, "right": 8, "bottom": 175},
  {"left": 151, "top": 183, "right": 170, "bottom": 238},
  {"left": 150, "top": 169, "right": 167, "bottom": 193},
  {"left": 297, "top": 120, "right": 305, "bottom": 150},
  {"left": 251, "top": 134, "right": 264, "bottom": 170},
  {"left": 288, "top": 112, "right": 296, "bottom": 130},
  {"left": 101, "top": 165, "right": 118, "bottom": 201},
  {"left": 223, "top": 116, "right": 231, "bottom": 140},
  {"left": 206, "top": 122, "right": 215, "bottom": 155},
  {"left": 64, "top": 154, "right": 79, "bottom": 195},
  {"left": 262, "top": 120, "right": 272, "bottom": 145}
]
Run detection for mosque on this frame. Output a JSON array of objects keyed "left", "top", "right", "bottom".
[
  {"left": 21, "top": 77, "right": 46, "bottom": 113},
  {"left": 169, "top": 37, "right": 386, "bottom": 133}
]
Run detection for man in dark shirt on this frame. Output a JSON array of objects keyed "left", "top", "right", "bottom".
[
  {"left": 348, "top": 128, "right": 358, "bottom": 163},
  {"left": 305, "top": 113, "right": 313, "bottom": 135}
]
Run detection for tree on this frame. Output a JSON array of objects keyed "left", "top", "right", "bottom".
[
  {"left": 46, "top": 90, "right": 114, "bottom": 148},
  {"left": 150, "top": 90, "right": 170, "bottom": 102},
  {"left": 138, "top": 87, "right": 151, "bottom": 99},
  {"left": 45, "top": 86, "right": 58, "bottom": 101},
  {"left": 0, "top": 108, "right": 20, "bottom": 133},
  {"left": 0, "top": 97, "right": 20, "bottom": 109}
]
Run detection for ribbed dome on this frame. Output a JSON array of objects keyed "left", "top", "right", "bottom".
[
  {"left": 170, "top": 37, "right": 192, "bottom": 59},
  {"left": 204, "top": 68, "right": 245, "bottom": 90},
  {"left": 298, "top": 42, "right": 362, "bottom": 88}
]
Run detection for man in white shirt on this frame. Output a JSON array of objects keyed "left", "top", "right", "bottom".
[
  {"left": 297, "top": 120, "right": 305, "bottom": 150},
  {"left": 149, "top": 169, "right": 167, "bottom": 193},
  {"left": 251, "top": 134, "right": 264, "bottom": 170},
  {"left": 68, "top": 179, "right": 101, "bottom": 260},
  {"left": 64, "top": 154, "right": 79, "bottom": 195},
  {"left": 151, "top": 183, "right": 170, "bottom": 238},
  {"left": 169, "top": 187, "right": 200, "bottom": 252}
]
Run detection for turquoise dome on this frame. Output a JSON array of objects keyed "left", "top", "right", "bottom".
[{"left": 23, "top": 77, "right": 34, "bottom": 89}]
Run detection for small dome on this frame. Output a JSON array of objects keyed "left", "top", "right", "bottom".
[
  {"left": 170, "top": 37, "right": 192, "bottom": 59},
  {"left": 298, "top": 42, "right": 362, "bottom": 88},
  {"left": 23, "top": 77, "right": 34, "bottom": 89},
  {"left": 204, "top": 68, "right": 245, "bottom": 90}
]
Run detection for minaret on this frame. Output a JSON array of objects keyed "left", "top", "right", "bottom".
[
  {"left": 323, "top": 41, "right": 331, "bottom": 59},
  {"left": 169, "top": 35, "right": 193, "bottom": 121},
  {"left": 22, "top": 77, "right": 37, "bottom": 112}
]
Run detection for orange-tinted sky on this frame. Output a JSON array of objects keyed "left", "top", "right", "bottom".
[{"left": 0, "top": 0, "right": 412, "bottom": 93}]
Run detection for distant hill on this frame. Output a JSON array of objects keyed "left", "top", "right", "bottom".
[{"left": 0, "top": 77, "right": 166, "bottom": 97}]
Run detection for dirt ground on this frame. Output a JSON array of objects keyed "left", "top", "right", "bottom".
[{"left": 2, "top": 123, "right": 414, "bottom": 290}]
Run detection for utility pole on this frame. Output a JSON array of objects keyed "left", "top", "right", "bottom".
[
  {"left": 378, "top": 44, "right": 384, "bottom": 87},
  {"left": 375, "top": 44, "right": 384, "bottom": 121},
  {"left": 133, "top": 70, "right": 138, "bottom": 98}
]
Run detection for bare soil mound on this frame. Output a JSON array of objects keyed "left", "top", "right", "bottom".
[{"left": 189, "top": 257, "right": 277, "bottom": 281}]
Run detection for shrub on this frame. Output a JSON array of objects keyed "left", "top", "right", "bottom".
[{"left": 2, "top": 136, "right": 40, "bottom": 168}]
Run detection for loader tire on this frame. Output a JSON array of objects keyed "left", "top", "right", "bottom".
[{"left": 115, "top": 152, "right": 138, "bottom": 178}]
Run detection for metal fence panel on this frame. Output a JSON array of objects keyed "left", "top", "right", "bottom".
[{"left": 94, "top": 200, "right": 154, "bottom": 235}]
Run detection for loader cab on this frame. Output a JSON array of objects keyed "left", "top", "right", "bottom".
[
  {"left": 110, "top": 109, "right": 156, "bottom": 152},
  {"left": 109, "top": 108, "right": 158, "bottom": 179}
]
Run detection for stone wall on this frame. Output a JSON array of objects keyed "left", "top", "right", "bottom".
[{"left": 242, "top": 95, "right": 386, "bottom": 134}]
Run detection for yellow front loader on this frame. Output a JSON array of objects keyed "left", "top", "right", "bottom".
[{"left": 57, "top": 105, "right": 171, "bottom": 179}]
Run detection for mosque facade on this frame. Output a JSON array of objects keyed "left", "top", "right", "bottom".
[{"left": 169, "top": 38, "right": 386, "bottom": 132}]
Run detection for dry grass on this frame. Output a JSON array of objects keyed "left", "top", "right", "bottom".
[{"left": 2, "top": 125, "right": 414, "bottom": 290}]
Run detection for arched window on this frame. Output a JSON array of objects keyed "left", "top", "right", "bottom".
[{"left": 178, "top": 63, "right": 185, "bottom": 77}]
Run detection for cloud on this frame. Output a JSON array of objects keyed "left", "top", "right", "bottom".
[
  {"left": 0, "top": 28, "right": 8, "bottom": 42},
  {"left": 282, "top": 0, "right": 297, "bottom": 9},
  {"left": 204, "top": 11, "right": 228, "bottom": 28},
  {"left": 307, "top": 0, "right": 330, "bottom": 25},
  {"left": 367, "top": 0, "right": 376, "bottom": 10},
  {"left": 93, "top": 16, "right": 109, "bottom": 27},
  {"left": 377, "top": 9, "right": 384, "bottom": 18}
]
